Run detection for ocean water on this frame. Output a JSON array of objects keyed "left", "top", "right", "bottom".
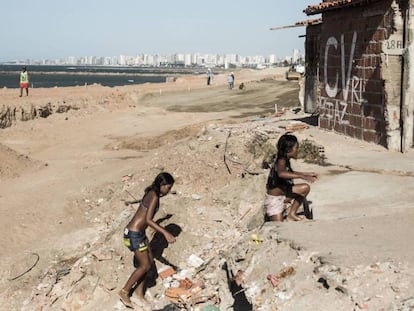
[{"left": 0, "top": 65, "right": 199, "bottom": 88}]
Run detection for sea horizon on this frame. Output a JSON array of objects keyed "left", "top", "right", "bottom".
[{"left": 0, "top": 64, "right": 207, "bottom": 88}]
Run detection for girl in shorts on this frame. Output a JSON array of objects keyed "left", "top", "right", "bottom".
[
  {"left": 264, "top": 134, "right": 318, "bottom": 221},
  {"left": 119, "top": 172, "right": 176, "bottom": 308}
]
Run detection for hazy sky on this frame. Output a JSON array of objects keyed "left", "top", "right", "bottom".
[{"left": 0, "top": 0, "right": 319, "bottom": 61}]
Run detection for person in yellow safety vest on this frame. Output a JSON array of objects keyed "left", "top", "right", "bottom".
[{"left": 19, "top": 66, "right": 29, "bottom": 97}]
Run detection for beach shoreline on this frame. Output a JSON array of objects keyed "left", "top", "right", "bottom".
[{"left": 0, "top": 65, "right": 253, "bottom": 89}]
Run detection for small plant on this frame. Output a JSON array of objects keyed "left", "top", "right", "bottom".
[{"left": 298, "top": 139, "right": 326, "bottom": 165}]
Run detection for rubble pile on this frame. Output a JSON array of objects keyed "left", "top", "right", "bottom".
[{"left": 2, "top": 116, "right": 413, "bottom": 310}]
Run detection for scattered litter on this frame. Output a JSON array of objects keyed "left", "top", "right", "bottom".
[
  {"left": 192, "top": 194, "right": 202, "bottom": 200},
  {"left": 8, "top": 252, "right": 40, "bottom": 281},
  {"left": 188, "top": 254, "right": 204, "bottom": 268},
  {"left": 275, "top": 266, "right": 295, "bottom": 279},
  {"left": 274, "top": 105, "right": 287, "bottom": 117},
  {"left": 251, "top": 233, "right": 262, "bottom": 245},
  {"left": 280, "top": 121, "right": 308, "bottom": 132},
  {"left": 202, "top": 305, "right": 220, "bottom": 311},
  {"left": 121, "top": 174, "right": 133, "bottom": 182},
  {"left": 91, "top": 250, "right": 113, "bottom": 261},
  {"left": 164, "top": 280, "right": 203, "bottom": 305},
  {"left": 239, "top": 207, "right": 252, "bottom": 221},
  {"left": 193, "top": 258, "right": 214, "bottom": 277},
  {"left": 267, "top": 274, "right": 280, "bottom": 287},
  {"left": 179, "top": 277, "right": 194, "bottom": 289}
]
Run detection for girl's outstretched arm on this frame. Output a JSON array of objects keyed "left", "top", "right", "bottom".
[
  {"left": 145, "top": 192, "right": 176, "bottom": 243},
  {"left": 295, "top": 171, "right": 319, "bottom": 183},
  {"left": 277, "top": 158, "right": 318, "bottom": 183}
]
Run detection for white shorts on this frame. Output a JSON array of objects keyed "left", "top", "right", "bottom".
[{"left": 264, "top": 193, "right": 287, "bottom": 217}]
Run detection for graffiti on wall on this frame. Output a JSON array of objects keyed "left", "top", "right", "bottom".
[{"left": 320, "top": 31, "right": 367, "bottom": 126}]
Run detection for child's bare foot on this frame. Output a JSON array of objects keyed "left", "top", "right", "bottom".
[
  {"left": 136, "top": 298, "right": 152, "bottom": 311},
  {"left": 132, "top": 292, "right": 152, "bottom": 310},
  {"left": 286, "top": 214, "right": 304, "bottom": 222},
  {"left": 118, "top": 289, "right": 133, "bottom": 308},
  {"left": 133, "top": 293, "right": 150, "bottom": 303}
]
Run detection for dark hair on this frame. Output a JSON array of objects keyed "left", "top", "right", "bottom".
[
  {"left": 276, "top": 134, "right": 298, "bottom": 158},
  {"left": 145, "top": 172, "right": 175, "bottom": 195}
]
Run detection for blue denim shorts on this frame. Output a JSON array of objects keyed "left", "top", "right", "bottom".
[{"left": 123, "top": 228, "right": 148, "bottom": 252}]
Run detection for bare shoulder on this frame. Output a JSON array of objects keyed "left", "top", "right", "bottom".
[
  {"left": 276, "top": 157, "right": 287, "bottom": 167},
  {"left": 143, "top": 189, "right": 159, "bottom": 206}
]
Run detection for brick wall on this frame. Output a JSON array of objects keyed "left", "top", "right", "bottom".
[{"left": 317, "top": 0, "right": 398, "bottom": 147}]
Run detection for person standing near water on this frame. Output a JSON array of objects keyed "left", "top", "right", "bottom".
[{"left": 19, "top": 66, "right": 29, "bottom": 97}]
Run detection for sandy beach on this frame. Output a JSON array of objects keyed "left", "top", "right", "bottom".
[{"left": 0, "top": 67, "right": 413, "bottom": 311}]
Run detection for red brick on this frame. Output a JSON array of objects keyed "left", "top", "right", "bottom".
[
  {"left": 319, "top": 117, "right": 332, "bottom": 130},
  {"left": 364, "top": 77, "right": 383, "bottom": 90},
  {"left": 366, "top": 42, "right": 382, "bottom": 54},
  {"left": 363, "top": 92, "right": 383, "bottom": 105},
  {"left": 363, "top": 130, "right": 380, "bottom": 143},
  {"left": 373, "top": 29, "right": 386, "bottom": 41},
  {"left": 349, "top": 103, "right": 363, "bottom": 115},
  {"left": 334, "top": 122, "right": 346, "bottom": 133},
  {"left": 354, "top": 66, "right": 371, "bottom": 78},
  {"left": 347, "top": 125, "right": 363, "bottom": 139},
  {"left": 363, "top": 117, "right": 377, "bottom": 130},
  {"left": 324, "top": 56, "right": 342, "bottom": 69},
  {"left": 349, "top": 115, "right": 363, "bottom": 127},
  {"left": 371, "top": 56, "right": 381, "bottom": 67},
  {"left": 367, "top": 18, "right": 384, "bottom": 30},
  {"left": 159, "top": 267, "right": 176, "bottom": 279}
]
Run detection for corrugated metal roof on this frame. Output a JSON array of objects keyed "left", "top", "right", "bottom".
[{"left": 304, "top": 0, "right": 382, "bottom": 15}]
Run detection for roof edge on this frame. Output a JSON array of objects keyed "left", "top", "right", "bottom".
[{"left": 304, "top": 0, "right": 381, "bottom": 15}]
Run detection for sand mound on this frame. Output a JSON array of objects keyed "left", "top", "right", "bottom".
[
  {"left": 0, "top": 143, "right": 40, "bottom": 179},
  {"left": 107, "top": 123, "right": 207, "bottom": 151}
]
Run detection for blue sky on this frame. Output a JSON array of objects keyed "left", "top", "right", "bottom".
[{"left": 0, "top": 0, "right": 318, "bottom": 61}]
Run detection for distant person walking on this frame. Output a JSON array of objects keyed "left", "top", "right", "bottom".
[
  {"left": 19, "top": 66, "right": 29, "bottom": 97},
  {"left": 206, "top": 68, "right": 212, "bottom": 85},
  {"left": 227, "top": 72, "right": 234, "bottom": 90}
]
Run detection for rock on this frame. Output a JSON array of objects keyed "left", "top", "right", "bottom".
[{"left": 192, "top": 194, "right": 202, "bottom": 200}]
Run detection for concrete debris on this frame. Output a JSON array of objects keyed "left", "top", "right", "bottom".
[
  {"left": 188, "top": 254, "right": 205, "bottom": 268},
  {"left": 281, "top": 121, "right": 308, "bottom": 132}
]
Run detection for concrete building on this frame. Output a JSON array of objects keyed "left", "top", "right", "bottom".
[{"left": 304, "top": 0, "right": 414, "bottom": 152}]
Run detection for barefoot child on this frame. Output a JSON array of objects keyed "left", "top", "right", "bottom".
[
  {"left": 119, "top": 172, "right": 176, "bottom": 308},
  {"left": 264, "top": 134, "right": 318, "bottom": 221}
]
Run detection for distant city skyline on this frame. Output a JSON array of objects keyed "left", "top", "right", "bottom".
[
  {"left": 0, "top": 0, "right": 318, "bottom": 62},
  {"left": 4, "top": 50, "right": 304, "bottom": 67}
]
